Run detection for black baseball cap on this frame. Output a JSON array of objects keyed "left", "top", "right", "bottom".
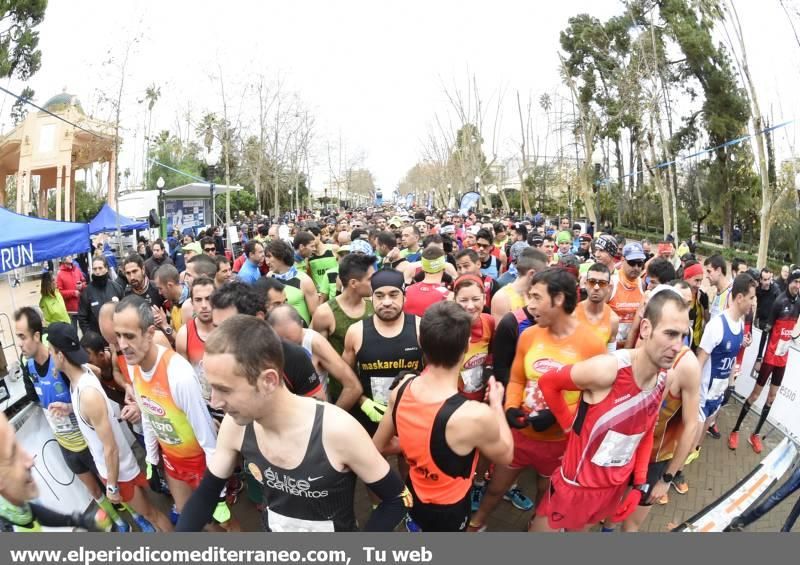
[{"left": 47, "top": 322, "right": 89, "bottom": 366}]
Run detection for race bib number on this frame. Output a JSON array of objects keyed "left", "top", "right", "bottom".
[
  {"left": 775, "top": 338, "right": 791, "bottom": 358},
  {"left": 148, "top": 414, "right": 182, "bottom": 446},
  {"left": 707, "top": 377, "right": 729, "bottom": 401},
  {"left": 591, "top": 430, "right": 644, "bottom": 467},
  {"left": 44, "top": 411, "right": 81, "bottom": 436},
  {"left": 267, "top": 509, "right": 334, "bottom": 533},
  {"left": 460, "top": 367, "right": 484, "bottom": 393},
  {"left": 523, "top": 380, "right": 548, "bottom": 412},
  {"left": 370, "top": 377, "right": 392, "bottom": 406}
]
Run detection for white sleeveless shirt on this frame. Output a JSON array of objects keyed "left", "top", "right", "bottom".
[{"left": 72, "top": 368, "right": 140, "bottom": 482}]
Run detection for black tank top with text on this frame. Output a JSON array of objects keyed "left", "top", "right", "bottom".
[
  {"left": 356, "top": 314, "right": 423, "bottom": 405},
  {"left": 240, "top": 402, "right": 357, "bottom": 532}
]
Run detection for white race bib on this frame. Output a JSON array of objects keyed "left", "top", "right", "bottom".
[
  {"left": 460, "top": 367, "right": 483, "bottom": 393},
  {"left": 370, "top": 377, "right": 392, "bottom": 406},
  {"left": 45, "top": 411, "right": 81, "bottom": 436},
  {"left": 591, "top": 430, "right": 644, "bottom": 467},
  {"left": 707, "top": 377, "right": 729, "bottom": 401},
  {"left": 267, "top": 509, "right": 334, "bottom": 532},
  {"left": 775, "top": 338, "right": 791, "bottom": 357},
  {"left": 523, "top": 380, "right": 548, "bottom": 412}
]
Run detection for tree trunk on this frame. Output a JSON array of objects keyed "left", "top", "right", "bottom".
[
  {"left": 642, "top": 128, "right": 671, "bottom": 240},
  {"left": 722, "top": 199, "right": 732, "bottom": 248},
  {"left": 498, "top": 189, "right": 510, "bottom": 213}
]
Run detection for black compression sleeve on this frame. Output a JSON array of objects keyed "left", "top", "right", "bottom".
[
  {"left": 757, "top": 325, "right": 770, "bottom": 359},
  {"left": 363, "top": 469, "right": 409, "bottom": 532},
  {"left": 29, "top": 503, "right": 76, "bottom": 527},
  {"left": 492, "top": 315, "right": 518, "bottom": 386},
  {"left": 175, "top": 470, "right": 228, "bottom": 531}
]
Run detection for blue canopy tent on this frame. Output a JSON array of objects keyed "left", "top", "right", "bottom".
[
  {"left": 88, "top": 203, "right": 149, "bottom": 235},
  {"left": 0, "top": 206, "right": 90, "bottom": 275}
]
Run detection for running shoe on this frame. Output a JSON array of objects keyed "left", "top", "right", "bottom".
[
  {"left": 470, "top": 483, "right": 486, "bottom": 513},
  {"left": 671, "top": 473, "right": 688, "bottom": 495},
  {"left": 707, "top": 423, "right": 721, "bottom": 439},
  {"left": 503, "top": 486, "right": 534, "bottom": 511},
  {"left": 467, "top": 520, "right": 487, "bottom": 532},
  {"left": 113, "top": 521, "right": 130, "bottom": 533},
  {"left": 684, "top": 447, "right": 701, "bottom": 466},
  {"left": 404, "top": 516, "right": 422, "bottom": 532},
  {"left": 133, "top": 515, "right": 156, "bottom": 533},
  {"left": 728, "top": 431, "right": 739, "bottom": 450},
  {"left": 748, "top": 434, "right": 763, "bottom": 454},
  {"left": 726, "top": 517, "right": 746, "bottom": 532},
  {"left": 168, "top": 504, "right": 180, "bottom": 526}
]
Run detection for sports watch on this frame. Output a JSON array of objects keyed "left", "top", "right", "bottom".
[
  {"left": 662, "top": 472, "right": 674, "bottom": 484},
  {"left": 106, "top": 484, "right": 119, "bottom": 495}
]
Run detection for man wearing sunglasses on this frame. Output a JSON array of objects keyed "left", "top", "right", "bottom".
[
  {"left": 608, "top": 242, "right": 646, "bottom": 350},
  {"left": 200, "top": 237, "right": 217, "bottom": 257},
  {"left": 575, "top": 263, "right": 619, "bottom": 351}
]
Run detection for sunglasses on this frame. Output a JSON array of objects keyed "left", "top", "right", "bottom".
[
  {"left": 203, "top": 247, "right": 216, "bottom": 252},
  {"left": 586, "top": 278, "right": 610, "bottom": 288},
  {"left": 627, "top": 260, "right": 645, "bottom": 268},
  {"left": 476, "top": 243, "right": 492, "bottom": 249}
]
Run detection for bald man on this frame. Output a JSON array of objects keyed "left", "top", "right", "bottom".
[{"left": 268, "top": 304, "right": 363, "bottom": 410}]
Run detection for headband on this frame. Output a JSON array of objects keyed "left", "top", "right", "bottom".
[
  {"left": 371, "top": 269, "right": 405, "bottom": 292},
  {"left": 683, "top": 263, "right": 703, "bottom": 280},
  {"left": 421, "top": 255, "right": 445, "bottom": 274},
  {"left": 454, "top": 274, "right": 484, "bottom": 292}
]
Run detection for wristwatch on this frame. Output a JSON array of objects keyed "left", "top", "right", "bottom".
[
  {"left": 162, "top": 325, "right": 174, "bottom": 336},
  {"left": 106, "top": 484, "right": 119, "bottom": 495},
  {"left": 662, "top": 472, "right": 674, "bottom": 484}
]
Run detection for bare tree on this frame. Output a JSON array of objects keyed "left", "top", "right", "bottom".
[{"left": 723, "top": 1, "right": 795, "bottom": 266}]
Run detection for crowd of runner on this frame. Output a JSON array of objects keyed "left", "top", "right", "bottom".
[{"left": 1, "top": 207, "right": 799, "bottom": 532}]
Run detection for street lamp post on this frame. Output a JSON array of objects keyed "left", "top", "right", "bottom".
[
  {"left": 204, "top": 150, "right": 220, "bottom": 231},
  {"left": 474, "top": 175, "right": 481, "bottom": 213},
  {"left": 156, "top": 176, "right": 166, "bottom": 239},
  {"left": 288, "top": 189, "right": 294, "bottom": 220}
]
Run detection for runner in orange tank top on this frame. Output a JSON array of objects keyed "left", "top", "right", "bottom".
[
  {"left": 608, "top": 243, "right": 646, "bottom": 349},
  {"left": 469, "top": 268, "right": 606, "bottom": 531},
  {"left": 373, "top": 302, "right": 513, "bottom": 531},
  {"left": 575, "top": 262, "right": 619, "bottom": 350}
]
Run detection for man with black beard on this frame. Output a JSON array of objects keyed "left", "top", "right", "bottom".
[
  {"left": 342, "top": 269, "right": 423, "bottom": 436},
  {"left": 122, "top": 254, "right": 165, "bottom": 310}
]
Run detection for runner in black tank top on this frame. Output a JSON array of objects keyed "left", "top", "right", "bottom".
[
  {"left": 342, "top": 269, "right": 424, "bottom": 435},
  {"left": 353, "top": 313, "right": 422, "bottom": 434},
  {"left": 176, "top": 316, "right": 410, "bottom": 533},
  {"left": 241, "top": 402, "right": 357, "bottom": 532}
]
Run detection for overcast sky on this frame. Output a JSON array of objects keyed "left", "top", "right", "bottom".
[{"left": 4, "top": 0, "right": 800, "bottom": 194}]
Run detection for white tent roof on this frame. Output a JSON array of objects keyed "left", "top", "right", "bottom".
[{"left": 164, "top": 183, "right": 243, "bottom": 199}]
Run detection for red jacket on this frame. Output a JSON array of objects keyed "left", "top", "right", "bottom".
[{"left": 56, "top": 263, "right": 85, "bottom": 313}]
